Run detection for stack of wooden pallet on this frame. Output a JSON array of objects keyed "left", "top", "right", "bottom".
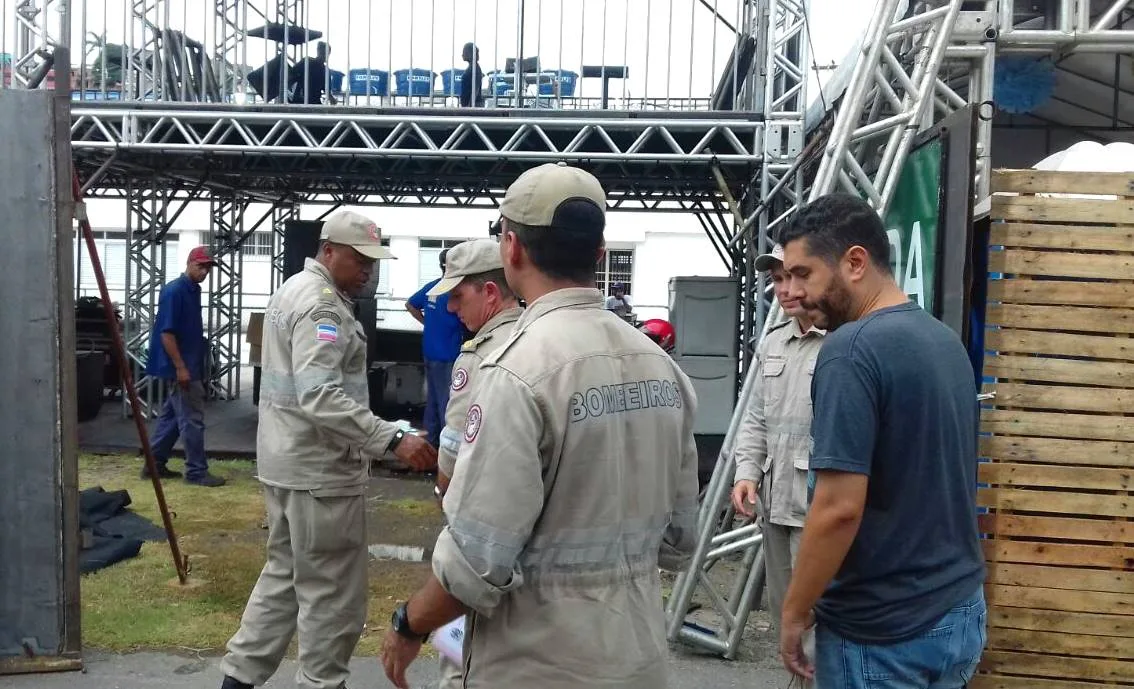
[{"left": 975, "top": 169, "right": 1133, "bottom": 688}]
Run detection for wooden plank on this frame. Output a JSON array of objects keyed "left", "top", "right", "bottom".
[
  {"left": 986, "top": 303, "right": 1134, "bottom": 335},
  {"left": 992, "top": 195, "right": 1134, "bottom": 224},
  {"left": 990, "top": 608, "right": 1134, "bottom": 638},
  {"left": 982, "top": 408, "right": 1134, "bottom": 443},
  {"left": 993, "top": 169, "right": 1134, "bottom": 197},
  {"left": 986, "top": 563, "right": 1133, "bottom": 594},
  {"left": 983, "top": 383, "right": 1134, "bottom": 414},
  {"left": 990, "top": 222, "right": 1134, "bottom": 252},
  {"left": 982, "top": 409, "right": 1134, "bottom": 443},
  {"left": 986, "top": 627, "right": 1134, "bottom": 660},
  {"left": 983, "top": 539, "right": 1134, "bottom": 569},
  {"left": 979, "top": 487, "right": 1134, "bottom": 518},
  {"left": 971, "top": 675, "right": 1126, "bottom": 689},
  {"left": 984, "top": 354, "right": 1134, "bottom": 389},
  {"left": 980, "top": 436, "right": 1134, "bottom": 468},
  {"left": 988, "top": 278, "right": 1134, "bottom": 308},
  {"left": 979, "top": 463, "right": 1133, "bottom": 491},
  {"left": 973, "top": 675, "right": 1128, "bottom": 689},
  {"left": 986, "top": 584, "right": 1134, "bottom": 615},
  {"left": 985, "top": 328, "right": 1134, "bottom": 363},
  {"left": 980, "top": 650, "right": 1134, "bottom": 684},
  {"left": 988, "top": 249, "right": 1134, "bottom": 281},
  {"left": 979, "top": 513, "right": 1134, "bottom": 544}
]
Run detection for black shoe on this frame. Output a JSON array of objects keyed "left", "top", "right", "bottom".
[
  {"left": 140, "top": 465, "right": 183, "bottom": 480},
  {"left": 220, "top": 676, "right": 253, "bottom": 689},
  {"left": 185, "top": 473, "right": 227, "bottom": 487}
]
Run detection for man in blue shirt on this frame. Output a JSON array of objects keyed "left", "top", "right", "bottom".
[
  {"left": 145, "top": 246, "right": 226, "bottom": 487},
  {"left": 776, "top": 194, "right": 985, "bottom": 688},
  {"left": 405, "top": 249, "right": 467, "bottom": 449}
]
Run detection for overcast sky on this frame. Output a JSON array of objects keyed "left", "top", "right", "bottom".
[{"left": 4, "top": 0, "right": 865, "bottom": 104}]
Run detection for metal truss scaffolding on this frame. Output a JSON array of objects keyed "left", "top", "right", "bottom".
[
  {"left": 663, "top": 0, "right": 810, "bottom": 659},
  {"left": 122, "top": 184, "right": 169, "bottom": 418},
  {"left": 10, "top": 0, "right": 69, "bottom": 88},
  {"left": 206, "top": 195, "right": 248, "bottom": 402}
]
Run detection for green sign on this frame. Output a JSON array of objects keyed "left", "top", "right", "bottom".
[{"left": 881, "top": 138, "right": 943, "bottom": 312}]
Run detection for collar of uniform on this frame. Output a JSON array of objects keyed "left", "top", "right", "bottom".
[
  {"left": 481, "top": 305, "right": 523, "bottom": 335},
  {"left": 515, "top": 287, "right": 602, "bottom": 330},
  {"left": 303, "top": 257, "right": 352, "bottom": 304},
  {"left": 789, "top": 317, "right": 826, "bottom": 340}
]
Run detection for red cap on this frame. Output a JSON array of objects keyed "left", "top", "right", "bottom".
[{"left": 188, "top": 246, "right": 217, "bottom": 266}]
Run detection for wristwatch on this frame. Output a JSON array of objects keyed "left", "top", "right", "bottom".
[
  {"left": 391, "top": 601, "right": 428, "bottom": 641},
  {"left": 387, "top": 428, "right": 406, "bottom": 454}
]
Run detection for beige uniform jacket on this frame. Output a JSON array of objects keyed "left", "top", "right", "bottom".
[
  {"left": 432, "top": 288, "right": 701, "bottom": 689},
  {"left": 732, "top": 317, "right": 825, "bottom": 527},
  {"left": 437, "top": 306, "right": 523, "bottom": 477},
  {"left": 256, "top": 258, "right": 397, "bottom": 492}
]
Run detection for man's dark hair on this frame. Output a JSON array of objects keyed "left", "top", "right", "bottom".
[
  {"left": 507, "top": 200, "right": 605, "bottom": 283},
  {"left": 777, "top": 193, "right": 891, "bottom": 273},
  {"left": 439, "top": 248, "right": 449, "bottom": 269},
  {"left": 466, "top": 268, "right": 516, "bottom": 301}
]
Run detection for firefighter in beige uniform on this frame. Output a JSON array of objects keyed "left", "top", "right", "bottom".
[
  {"left": 219, "top": 211, "right": 436, "bottom": 689},
  {"left": 380, "top": 163, "right": 701, "bottom": 689},
  {"left": 425, "top": 237, "right": 523, "bottom": 689},
  {"left": 730, "top": 243, "right": 824, "bottom": 685}
]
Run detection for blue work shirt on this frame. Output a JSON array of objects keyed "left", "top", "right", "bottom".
[
  {"left": 146, "top": 274, "right": 207, "bottom": 381},
  {"left": 407, "top": 278, "right": 465, "bottom": 363}
]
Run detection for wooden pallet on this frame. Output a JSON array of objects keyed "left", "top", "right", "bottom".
[{"left": 974, "top": 169, "right": 1134, "bottom": 689}]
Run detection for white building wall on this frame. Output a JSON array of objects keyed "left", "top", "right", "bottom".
[{"left": 75, "top": 201, "right": 728, "bottom": 335}]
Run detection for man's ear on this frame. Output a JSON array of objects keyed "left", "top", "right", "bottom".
[
  {"left": 842, "top": 245, "right": 871, "bottom": 283},
  {"left": 595, "top": 242, "right": 607, "bottom": 266}
]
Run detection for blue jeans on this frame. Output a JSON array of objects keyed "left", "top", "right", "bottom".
[
  {"left": 815, "top": 588, "right": 987, "bottom": 689},
  {"left": 423, "top": 360, "right": 454, "bottom": 449},
  {"left": 151, "top": 380, "right": 208, "bottom": 480}
]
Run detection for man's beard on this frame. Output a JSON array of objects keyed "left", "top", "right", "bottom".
[{"left": 803, "top": 276, "right": 854, "bottom": 331}]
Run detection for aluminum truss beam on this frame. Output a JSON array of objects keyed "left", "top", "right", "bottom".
[
  {"left": 810, "top": 0, "right": 964, "bottom": 213},
  {"left": 10, "top": 0, "right": 68, "bottom": 89},
  {"left": 68, "top": 107, "right": 763, "bottom": 163},
  {"left": 663, "top": 0, "right": 809, "bottom": 660},
  {"left": 205, "top": 195, "right": 249, "bottom": 401}
]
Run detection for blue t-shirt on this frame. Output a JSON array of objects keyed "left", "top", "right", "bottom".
[
  {"left": 809, "top": 302, "right": 984, "bottom": 644},
  {"left": 145, "top": 274, "right": 206, "bottom": 381},
  {"left": 408, "top": 278, "right": 465, "bottom": 363}
]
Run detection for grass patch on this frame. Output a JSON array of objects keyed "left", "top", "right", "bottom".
[
  {"left": 384, "top": 498, "right": 440, "bottom": 517},
  {"left": 79, "top": 454, "right": 435, "bottom": 657}
]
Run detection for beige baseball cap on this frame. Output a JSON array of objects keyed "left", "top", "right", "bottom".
[
  {"left": 319, "top": 210, "right": 395, "bottom": 260},
  {"left": 499, "top": 162, "right": 606, "bottom": 227},
  {"left": 426, "top": 238, "right": 504, "bottom": 297},
  {"left": 754, "top": 243, "right": 785, "bottom": 271}
]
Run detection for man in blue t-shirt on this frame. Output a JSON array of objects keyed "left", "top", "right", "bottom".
[
  {"left": 145, "top": 246, "right": 226, "bottom": 487},
  {"left": 776, "top": 193, "right": 985, "bottom": 688},
  {"left": 405, "top": 249, "right": 467, "bottom": 449}
]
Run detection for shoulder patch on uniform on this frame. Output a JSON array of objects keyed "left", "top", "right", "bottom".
[
  {"left": 315, "top": 323, "right": 339, "bottom": 343},
  {"left": 322, "top": 287, "right": 333, "bottom": 295},
  {"left": 451, "top": 367, "right": 469, "bottom": 391},
  {"left": 309, "top": 309, "right": 343, "bottom": 326},
  {"left": 464, "top": 404, "right": 483, "bottom": 443}
]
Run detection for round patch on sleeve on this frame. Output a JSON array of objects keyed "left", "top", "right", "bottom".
[
  {"left": 464, "top": 404, "right": 483, "bottom": 443},
  {"left": 451, "top": 367, "right": 469, "bottom": 391}
]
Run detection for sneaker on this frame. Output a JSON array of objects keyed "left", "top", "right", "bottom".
[
  {"left": 220, "top": 676, "right": 253, "bottom": 689},
  {"left": 185, "top": 473, "right": 227, "bottom": 487},
  {"left": 140, "top": 465, "right": 183, "bottom": 480}
]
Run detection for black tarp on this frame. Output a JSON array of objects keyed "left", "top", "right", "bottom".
[{"left": 79, "top": 487, "right": 165, "bottom": 574}]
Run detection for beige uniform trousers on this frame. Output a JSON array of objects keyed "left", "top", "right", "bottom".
[
  {"left": 220, "top": 484, "right": 368, "bottom": 689},
  {"left": 438, "top": 641, "right": 464, "bottom": 689},
  {"left": 761, "top": 519, "right": 814, "bottom": 689}
]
